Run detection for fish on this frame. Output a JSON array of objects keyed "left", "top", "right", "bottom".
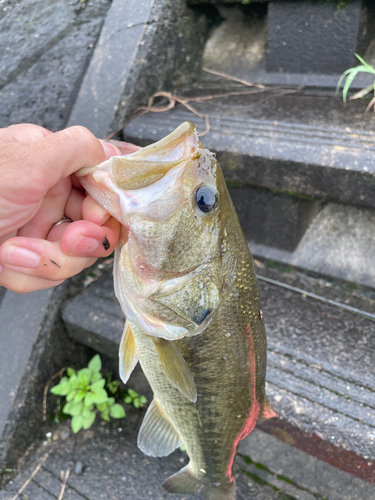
[{"left": 76, "top": 122, "right": 276, "bottom": 500}]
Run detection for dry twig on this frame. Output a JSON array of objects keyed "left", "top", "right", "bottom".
[
  {"left": 134, "top": 91, "right": 211, "bottom": 136},
  {"left": 11, "top": 449, "right": 53, "bottom": 500},
  {"left": 57, "top": 468, "right": 70, "bottom": 500},
  {"left": 43, "top": 366, "right": 69, "bottom": 421},
  {"left": 202, "top": 67, "right": 265, "bottom": 89},
  {"left": 107, "top": 69, "right": 300, "bottom": 140}
]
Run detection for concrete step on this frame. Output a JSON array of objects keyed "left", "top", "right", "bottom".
[
  {"left": 62, "top": 260, "right": 375, "bottom": 485},
  {"left": 1, "top": 417, "right": 375, "bottom": 500}
]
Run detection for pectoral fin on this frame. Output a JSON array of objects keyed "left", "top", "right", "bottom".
[
  {"left": 119, "top": 321, "right": 139, "bottom": 384},
  {"left": 138, "top": 398, "right": 182, "bottom": 457},
  {"left": 152, "top": 337, "right": 197, "bottom": 402}
]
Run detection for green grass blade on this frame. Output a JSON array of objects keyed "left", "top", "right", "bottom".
[
  {"left": 342, "top": 69, "right": 362, "bottom": 102},
  {"left": 355, "top": 53, "right": 368, "bottom": 66},
  {"left": 335, "top": 69, "right": 354, "bottom": 96}
]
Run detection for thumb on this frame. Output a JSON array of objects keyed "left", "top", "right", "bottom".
[{"left": 19, "top": 126, "right": 119, "bottom": 189}]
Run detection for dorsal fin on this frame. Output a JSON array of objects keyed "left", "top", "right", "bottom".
[
  {"left": 119, "top": 321, "right": 139, "bottom": 384},
  {"left": 138, "top": 398, "right": 182, "bottom": 457},
  {"left": 152, "top": 337, "right": 197, "bottom": 402}
]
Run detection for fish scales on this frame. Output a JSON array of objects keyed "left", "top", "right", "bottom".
[{"left": 77, "top": 122, "right": 273, "bottom": 500}]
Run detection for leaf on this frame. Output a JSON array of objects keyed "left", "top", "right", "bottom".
[
  {"left": 72, "top": 415, "right": 84, "bottom": 433},
  {"left": 82, "top": 411, "right": 96, "bottom": 429},
  {"left": 50, "top": 381, "right": 71, "bottom": 396},
  {"left": 91, "top": 372, "right": 102, "bottom": 383},
  {"left": 64, "top": 401, "right": 84, "bottom": 416},
  {"left": 179, "top": 444, "right": 186, "bottom": 452},
  {"left": 78, "top": 368, "right": 91, "bottom": 387},
  {"left": 91, "top": 379, "right": 106, "bottom": 393},
  {"left": 67, "top": 367, "right": 75, "bottom": 377},
  {"left": 107, "top": 381, "right": 120, "bottom": 394},
  {"left": 101, "top": 411, "right": 110, "bottom": 422},
  {"left": 97, "top": 402, "right": 109, "bottom": 412},
  {"left": 84, "top": 390, "right": 108, "bottom": 407},
  {"left": 81, "top": 406, "right": 94, "bottom": 419},
  {"left": 123, "top": 396, "right": 132, "bottom": 404},
  {"left": 128, "top": 389, "right": 137, "bottom": 398},
  {"left": 110, "top": 404, "right": 126, "bottom": 419},
  {"left": 88, "top": 354, "right": 102, "bottom": 374},
  {"left": 66, "top": 390, "right": 78, "bottom": 402},
  {"left": 74, "top": 389, "right": 87, "bottom": 403},
  {"left": 140, "top": 396, "right": 147, "bottom": 404},
  {"left": 108, "top": 397, "right": 115, "bottom": 406},
  {"left": 69, "top": 374, "right": 80, "bottom": 389},
  {"left": 133, "top": 399, "right": 140, "bottom": 409},
  {"left": 355, "top": 53, "right": 369, "bottom": 67}
]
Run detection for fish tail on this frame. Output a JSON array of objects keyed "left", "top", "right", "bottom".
[{"left": 162, "top": 465, "right": 236, "bottom": 499}]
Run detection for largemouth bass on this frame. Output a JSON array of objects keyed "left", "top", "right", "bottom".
[{"left": 77, "top": 122, "right": 275, "bottom": 500}]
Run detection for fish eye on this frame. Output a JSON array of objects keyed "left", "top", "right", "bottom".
[{"left": 194, "top": 185, "right": 218, "bottom": 213}]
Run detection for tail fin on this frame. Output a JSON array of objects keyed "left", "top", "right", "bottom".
[{"left": 162, "top": 465, "right": 236, "bottom": 500}]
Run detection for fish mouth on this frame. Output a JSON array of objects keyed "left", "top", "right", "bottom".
[
  {"left": 76, "top": 122, "right": 201, "bottom": 223},
  {"left": 77, "top": 122, "right": 199, "bottom": 189},
  {"left": 110, "top": 122, "right": 200, "bottom": 190}
]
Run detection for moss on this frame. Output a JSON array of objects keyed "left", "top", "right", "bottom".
[
  {"left": 265, "top": 260, "right": 293, "bottom": 272},
  {"left": 225, "top": 179, "right": 248, "bottom": 188},
  {"left": 241, "top": 470, "right": 295, "bottom": 500}
]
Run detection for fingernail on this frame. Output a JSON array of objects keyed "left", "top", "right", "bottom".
[
  {"left": 100, "top": 141, "right": 121, "bottom": 159},
  {"left": 2, "top": 246, "right": 40, "bottom": 268},
  {"left": 72, "top": 236, "right": 100, "bottom": 254}
]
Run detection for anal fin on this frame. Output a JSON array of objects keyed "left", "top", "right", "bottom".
[
  {"left": 138, "top": 398, "right": 182, "bottom": 457},
  {"left": 152, "top": 337, "right": 197, "bottom": 402},
  {"left": 163, "top": 465, "right": 236, "bottom": 500},
  {"left": 119, "top": 321, "right": 139, "bottom": 384}
]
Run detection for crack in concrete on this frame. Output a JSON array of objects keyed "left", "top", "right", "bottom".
[{"left": 100, "top": 18, "right": 160, "bottom": 47}]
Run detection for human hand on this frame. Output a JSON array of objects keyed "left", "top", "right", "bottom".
[{"left": 0, "top": 124, "right": 127, "bottom": 293}]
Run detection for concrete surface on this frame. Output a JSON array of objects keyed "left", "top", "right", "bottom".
[
  {"left": 1, "top": 418, "right": 374, "bottom": 500},
  {"left": 250, "top": 202, "right": 375, "bottom": 288},
  {"left": 0, "top": 283, "right": 87, "bottom": 488},
  {"left": 0, "top": 0, "right": 111, "bottom": 131},
  {"left": 68, "top": 0, "right": 209, "bottom": 138}
]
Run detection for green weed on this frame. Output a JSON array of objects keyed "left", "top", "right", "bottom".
[
  {"left": 50, "top": 354, "right": 146, "bottom": 433},
  {"left": 336, "top": 54, "right": 375, "bottom": 112}
]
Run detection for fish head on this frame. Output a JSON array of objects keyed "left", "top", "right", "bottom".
[{"left": 77, "top": 122, "right": 237, "bottom": 338}]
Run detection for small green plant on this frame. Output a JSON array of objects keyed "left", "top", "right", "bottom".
[
  {"left": 122, "top": 388, "right": 147, "bottom": 409},
  {"left": 51, "top": 355, "right": 126, "bottom": 433},
  {"left": 336, "top": 54, "right": 375, "bottom": 112}
]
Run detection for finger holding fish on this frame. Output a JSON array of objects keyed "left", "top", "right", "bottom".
[{"left": 0, "top": 218, "right": 118, "bottom": 290}]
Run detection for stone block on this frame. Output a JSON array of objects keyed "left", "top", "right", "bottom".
[
  {"left": 62, "top": 271, "right": 124, "bottom": 359},
  {"left": 267, "top": 0, "right": 374, "bottom": 75},
  {"left": 0, "top": 283, "right": 87, "bottom": 487},
  {"left": 67, "top": 0, "right": 209, "bottom": 138},
  {"left": 0, "top": 0, "right": 111, "bottom": 130},
  {"left": 228, "top": 186, "right": 319, "bottom": 251}
]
